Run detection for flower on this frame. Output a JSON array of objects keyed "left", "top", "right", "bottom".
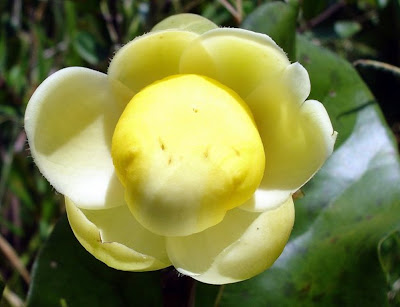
[{"left": 24, "top": 14, "right": 337, "bottom": 285}]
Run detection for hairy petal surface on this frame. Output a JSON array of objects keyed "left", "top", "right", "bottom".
[
  {"left": 180, "top": 28, "right": 290, "bottom": 98},
  {"left": 108, "top": 31, "right": 198, "bottom": 94},
  {"left": 65, "top": 198, "right": 170, "bottom": 271},
  {"left": 241, "top": 63, "right": 337, "bottom": 211},
  {"left": 24, "top": 67, "right": 130, "bottom": 209},
  {"left": 166, "top": 198, "right": 294, "bottom": 284},
  {"left": 151, "top": 13, "right": 218, "bottom": 34}
]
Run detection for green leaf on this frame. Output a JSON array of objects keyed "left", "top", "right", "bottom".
[
  {"left": 378, "top": 229, "right": 400, "bottom": 305},
  {"left": 27, "top": 215, "right": 163, "bottom": 307},
  {"left": 241, "top": 1, "right": 298, "bottom": 61},
  {"left": 197, "top": 34, "right": 400, "bottom": 307},
  {"left": 73, "top": 31, "right": 105, "bottom": 65}
]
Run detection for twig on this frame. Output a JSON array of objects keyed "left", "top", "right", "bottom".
[
  {"left": 218, "top": 0, "right": 242, "bottom": 24},
  {"left": 183, "top": 0, "right": 203, "bottom": 12},
  {"left": 11, "top": 0, "right": 21, "bottom": 28},
  {"left": 236, "top": 0, "right": 243, "bottom": 23},
  {"left": 0, "top": 125, "right": 19, "bottom": 210},
  {"left": 2, "top": 286, "right": 24, "bottom": 307},
  {"left": 299, "top": 0, "right": 346, "bottom": 32},
  {"left": 0, "top": 233, "right": 30, "bottom": 284},
  {"left": 353, "top": 59, "right": 400, "bottom": 77},
  {"left": 43, "top": 41, "right": 68, "bottom": 59},
  {"left": 100, "top": 0, "right": 119, "bottom": 45}
]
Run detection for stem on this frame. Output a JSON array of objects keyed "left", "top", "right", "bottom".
[
  {"left": 214, "top": 285, "right": 225, "bottom": 307},
  {"left": 161, "top": 268, "right": 196, "bottom": 307}
]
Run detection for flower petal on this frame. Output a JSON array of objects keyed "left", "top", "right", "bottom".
[
  {"left": 180, "top": 28, "right": 290, "bottom": 98},
  {"left": 151, "top": 13, "right": 217, "bottom": 34},
  {"left": 241, "top": 63, "right": 337, "bottom": 211},
  {"left": 24, "top": 67, "right": 130, "bottom": 209},
  {"left": 108, "top": 30, "right": 199, "bottom": 94},
  {"left": 65, "top": 197, "right": 170, "bottom": 271},
  {"left": 166, "top": 197, "right": 294, "bottom": 284}
]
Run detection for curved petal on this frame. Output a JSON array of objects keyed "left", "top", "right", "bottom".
[
  {"left": 108, "top": 30, "right": 199, "bottom": 94},
  {"left": 180, "top": 28, "right": 290, "bottom": 98},
  {"left": 241, "top": 63, "right": 337, "bottom": 212},
  {"left": 166, "top": 197, "right": 294, "bottom": 284},
  {"left": 151, "top": 13, "right": 218, "bottom": 34},
  {"left": 24, "top": 67, "right": 130, "bottom": 209},
  {"left": 65, "top": 197, "right": 170, "bottom": 271}
]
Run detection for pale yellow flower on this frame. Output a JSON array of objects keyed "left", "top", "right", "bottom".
[{"left": 24, "top": 14, "right": 337, "bottom": 284}]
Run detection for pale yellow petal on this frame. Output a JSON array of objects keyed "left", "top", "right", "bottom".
[
  {"left": 65, "top": 197, "right": 170, "bottom": 271},
  {"left": 151, "top": 13, "right": 217, "bottom": 34},
  {"left": 180, "top": 28, "right": 290, "bottom": 98},
  {"left": 24, "top": 67, "right": 132, "bottom": 209},
  {"left": 108, "top": 30, "right": 199, "bottom": 94},
  {"left": 241, "top": 63, "right": 337, "bottom": 211},
  {"left": 166, "top": 197, "right": 294, "bottom": 284}
]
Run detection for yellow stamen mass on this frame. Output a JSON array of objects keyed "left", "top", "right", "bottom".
[{"left": 112, "top": 74, "right": 265, "bottom": 236}]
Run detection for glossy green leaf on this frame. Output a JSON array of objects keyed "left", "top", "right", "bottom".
[
  {"left": 26, "top": 215, "right": 163, "bottom": 307},
  {"left": 196, "top": 33, "right": 400, "bottom": 307},
  {"left": 241, "top": 1, "right": 298, "bottom": 61}
]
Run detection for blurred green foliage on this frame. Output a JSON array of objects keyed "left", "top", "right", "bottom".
[{"left": 0, "top": 0, "right": 399, "bottom": 306}]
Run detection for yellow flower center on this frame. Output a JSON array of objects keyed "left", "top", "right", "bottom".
[{"left": 111, "top": 74, "right": 265, "bottom": 236}]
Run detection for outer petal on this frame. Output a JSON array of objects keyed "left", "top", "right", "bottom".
[
  {"left": 108, "top": 30, "right": 199, "bottom": 94},
  {"left": 65, "top": 197, "right": 170, "bottom": 271},
  {"left": 166, "top": 198, "right": 294, "bottom": 285},
  {"left": 180, "top": 28, "right": 290, "bottom": 98},
  {"left": 151, "top": 13, "right": 218, "bottom": 34},
  {"left": 241, "top": 63, "right": 337, "bottom": 211},
  {"left": 24, "top": 67, "right": 132, "bottom": 209}
]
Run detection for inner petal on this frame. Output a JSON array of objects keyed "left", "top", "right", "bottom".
[
  {"left": 108, "top": 30, "right": 198, "bottom": 97},
  {"left": 151, "top": 13, "right": 218, "bottom": 34},
  {"left": 180, "top": 28, "right": 290, "bottom": 98},
  {"left": 111, "top": 74, "right": 265, "bottom": 236}
]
